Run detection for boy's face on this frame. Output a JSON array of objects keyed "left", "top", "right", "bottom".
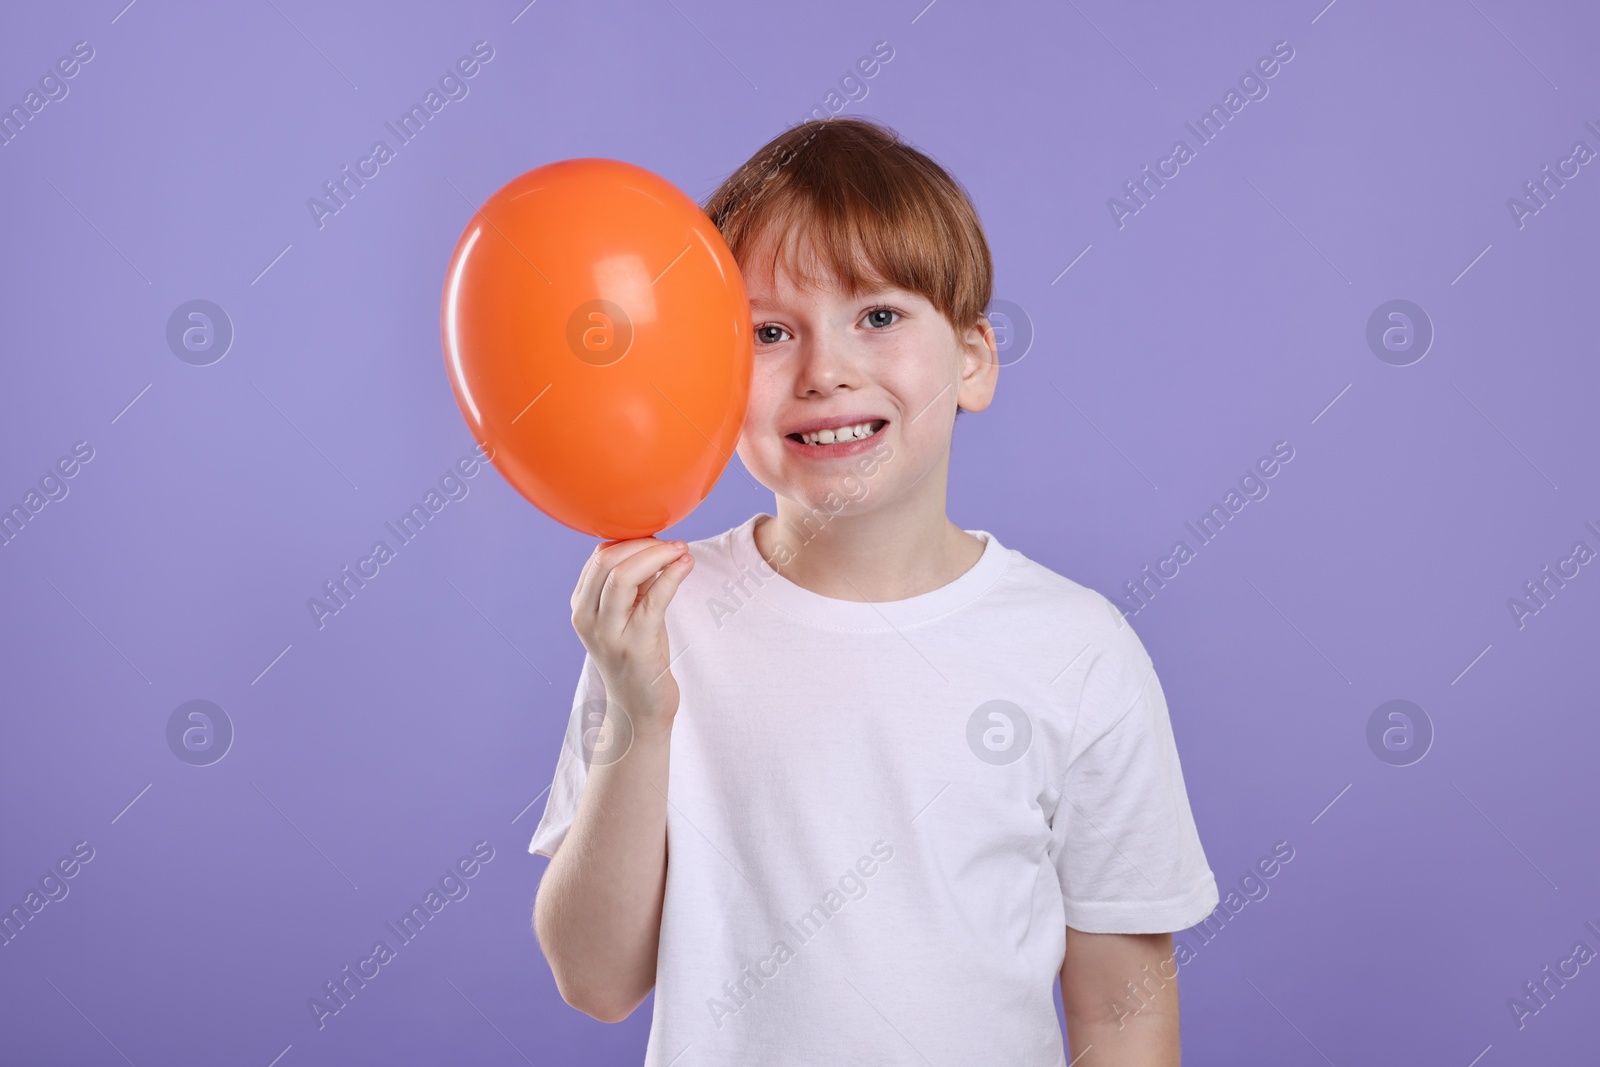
[{"left": 734, "top": 232, "right": 998, "bottom": 517}]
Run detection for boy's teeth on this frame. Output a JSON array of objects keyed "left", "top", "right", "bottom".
[{"left": 799, "top": 421, "right": 880, "bottom": 446}]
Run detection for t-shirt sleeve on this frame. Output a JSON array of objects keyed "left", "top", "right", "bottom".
[
  {"left": 528, "top": 651, "right": 607, "bottom": 859},
  {"left": 1047, "top": 612, "right": 1219, "bottom": 934}
]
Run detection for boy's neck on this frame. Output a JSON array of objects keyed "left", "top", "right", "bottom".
[{"left": 753, "top": 494, "right": 986, "bottom": 604}]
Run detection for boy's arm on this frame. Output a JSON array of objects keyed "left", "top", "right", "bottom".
[
  {"left": 532, "top": 720, "right": 672, "bottom": 1023},
  {"left": 1060, "top": 926, "right": 1181, "bottom": 1067}
]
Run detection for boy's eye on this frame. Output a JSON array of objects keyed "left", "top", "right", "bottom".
[{"left": 753, "top": 307, "right": 900, "bottom": 346}]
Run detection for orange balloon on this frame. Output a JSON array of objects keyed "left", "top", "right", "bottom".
[{"left": 440, "top": 158, "right": 751, "bottom": 540}]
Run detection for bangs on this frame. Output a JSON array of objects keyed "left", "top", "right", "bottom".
[
  {"left": 741, "top": 194, "right": 897, "bottom": 303},
  {"left": 703, "top": 118, "right": 992, "bottom": 337}
]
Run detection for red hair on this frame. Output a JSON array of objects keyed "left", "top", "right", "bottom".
[{"left": 701, "top": 117, "right": 994, "bottom": 343}]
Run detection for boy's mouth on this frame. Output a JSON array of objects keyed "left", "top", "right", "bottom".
[{"left": 784, "top": 418, "right": 888, "bottom": 448}]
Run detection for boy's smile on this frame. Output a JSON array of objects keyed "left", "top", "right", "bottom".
[{"left": 781, "top": 416, "right": 888, "bottom": 457}]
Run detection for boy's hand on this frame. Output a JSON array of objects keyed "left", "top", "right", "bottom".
[{"left": 570, "top": 538, "right": 695, "bottom": 737}]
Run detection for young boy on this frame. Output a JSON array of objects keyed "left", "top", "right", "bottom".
[{"left": 530, "top": 117, "right": 1219, "bottom": 1066}]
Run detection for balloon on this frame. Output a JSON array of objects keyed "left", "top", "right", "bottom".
[{"left": 440, "top": 158, "right": 751, "bottom": 540}]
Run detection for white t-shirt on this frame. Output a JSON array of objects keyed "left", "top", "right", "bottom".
[{"left": 530, "top": 513, "right": 1218, "bottom": 1066}]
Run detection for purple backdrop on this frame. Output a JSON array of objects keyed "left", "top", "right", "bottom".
[{"left": 2, "top": 0, "right": 1597, "bottom": 1063}]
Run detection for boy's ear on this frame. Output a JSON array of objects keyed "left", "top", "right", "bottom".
[{"left": 955, "top": 314, "right": 1000, "bottom": 415}]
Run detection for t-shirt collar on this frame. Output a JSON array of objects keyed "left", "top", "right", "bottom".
[{"left": 724, "top": 512, "right": 1013, "bottom": 632}]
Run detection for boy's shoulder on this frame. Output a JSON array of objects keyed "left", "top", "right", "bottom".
[
  {"left": 678, "top": 518, "right": 751, "bottom": 584},
  {"left": 681, "top": 518, "right": 747, "bottom": 557},
  {"left": 989, "top": 539, "right": 1153, "bottom": 662},
  {"left": 991, "top": 539, "right": 1124, "bottom": 621}
]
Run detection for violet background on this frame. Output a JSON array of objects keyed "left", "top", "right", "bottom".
[{"left": 2, "top": 0, "right": 1597, "bottom": 1063}]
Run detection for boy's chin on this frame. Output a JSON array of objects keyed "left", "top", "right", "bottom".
[{"left": 775, "top": 483, "right": 879, "bottom": 518}]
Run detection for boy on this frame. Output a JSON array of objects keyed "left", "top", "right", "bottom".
[{"left": 530, "top": 117, "right": 1219, "bottom": 1066}]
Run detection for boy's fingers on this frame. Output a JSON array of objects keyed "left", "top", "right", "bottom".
[
  {"left": 637, "top": 549, "right": 694, "bottom": 622},
  {"left": 636, "top": 544, "right": 692, "bottom": 604},
  {"left": 594, "top": 541, "right": 686, "bottom": 635},
  {"left": 573, "top": 539, "right": 662, "bottom": 619},
  {"left": 595, "top": 544, "right": 680, "bottom": 637},
  {"left": 571, "top": 546, "right": 604, "bottom": 610}
]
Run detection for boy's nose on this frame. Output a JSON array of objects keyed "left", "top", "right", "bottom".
[{"left": 794, "top": 332, "right": 860, "bottom": 396}]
